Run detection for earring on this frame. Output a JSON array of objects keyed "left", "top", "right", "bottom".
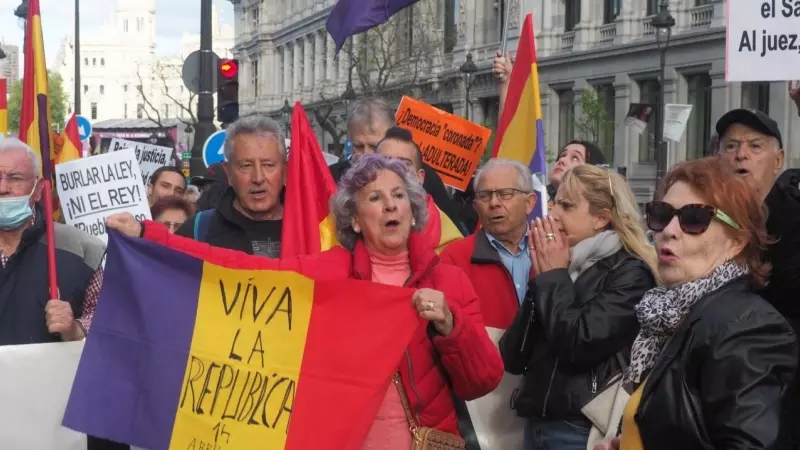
[
  {"left": 411, "top": 218, "right": 416, "bottom": 227},
  {"left": 353, "top": 226, "right": 360, "bottom": 233}
]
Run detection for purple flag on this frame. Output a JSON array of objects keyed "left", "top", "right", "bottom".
[{"left": 326, "top": 0, "right": 419, "bottom": 54}]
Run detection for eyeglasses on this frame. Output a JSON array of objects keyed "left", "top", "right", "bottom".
[
  {"left": 646, "top": 201, "right": 740, "bottom": 235},
  {"left": 475, "top": 188, "right": 531, "bottom": 203},
  {"left": 159, "top": 220, "right": 184, "bottom": 232}
]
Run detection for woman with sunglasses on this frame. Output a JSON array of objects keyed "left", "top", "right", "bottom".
[
  {"left": 500, "top": 165, "right": 658, "bottom": 450},
  {"left": 595, "top": 157, "right": 797, "bottom": 450}
]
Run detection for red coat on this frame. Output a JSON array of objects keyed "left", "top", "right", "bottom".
[
  {"left": 439, "top": 231, "right": 534, "bottom": 330},
  {"left": 142, "top": 221, "right": 503, "bottom": 435}
]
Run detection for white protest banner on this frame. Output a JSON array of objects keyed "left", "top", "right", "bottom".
[
  {"left": 727, "top": 1, "right": 800, "bottom": 81},
  {"left": 0, "top": 341, "right": 87, "bottom": 450},
  {"left": 55, "top": 150, "right": 152, "bottom": 243},
  {"left": 663, "top": 104, "right": 694, "bottom": 142},
  {"left": 109, "top": 138, "right": 172, "bottom": 185},
  {"left": 464, "top": 327, "right": 525, "bottom": 449}
]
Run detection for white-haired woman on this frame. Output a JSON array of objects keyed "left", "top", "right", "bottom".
[
  {"left": 500, "top": 165, "right": 658, "bottom": 450},
  {"left": 107, "top": 153, "right": 503, "bottom": 448}
]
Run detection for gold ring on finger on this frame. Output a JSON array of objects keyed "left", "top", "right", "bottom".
[{"left": 426, "top": 301, "right": 435, "bottom": 311}]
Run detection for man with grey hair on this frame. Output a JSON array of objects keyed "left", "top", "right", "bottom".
[
  {"left": 330, "top": 97, "right": 464, "bottom": 231},
  {"left": 175, "top": 115, "right": 285, "bottom": 257},
  {"left": 0, "top": 137, "right": 105, "bottom": 346},
  {"left": 440, "top": 158, "right": 536, "bottom": 330}
]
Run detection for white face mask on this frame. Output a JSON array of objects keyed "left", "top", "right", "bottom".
[{"left": 0, "top": 180, "right": 37, "bottom": 230}]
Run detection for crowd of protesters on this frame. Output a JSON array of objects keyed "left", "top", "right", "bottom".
[{"left": 0, "top": 54, "right": 799, "bottom": 450}]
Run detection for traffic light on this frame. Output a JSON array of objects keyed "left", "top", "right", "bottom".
[{"left": 217, "top": 58, "right": 239, "bottom": 125}]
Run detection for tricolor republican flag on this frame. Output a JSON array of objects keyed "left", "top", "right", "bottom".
[{"left": 491, "top": 14, "right": 548, "bottom": 219}]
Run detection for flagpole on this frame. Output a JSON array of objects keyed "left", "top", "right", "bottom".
[
  {"left": 501, "top": 0, "right": 511, "bottom": 55},
  {"left": 36, "top": 94, "right": 59, "bottom": 299}
]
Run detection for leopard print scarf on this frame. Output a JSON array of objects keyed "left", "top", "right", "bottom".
[{"left": 623, "top": 261, "right": 749, "bottom": 385}]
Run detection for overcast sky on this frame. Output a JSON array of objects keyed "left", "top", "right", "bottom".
[{"left": 0, "top": 0, "right": 234, "bottom": 76}]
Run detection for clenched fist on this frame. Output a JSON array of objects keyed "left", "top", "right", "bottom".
[
  {"left": 45, "top": 300, "right": 84, "bottom": 341},
  {"left": 412, "top": 288, "right": 454, "bottom": 336},
  {"left": 106, "top": 212, "right": 144, "bottom": 238}
]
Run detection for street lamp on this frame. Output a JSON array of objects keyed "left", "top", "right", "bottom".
[
  {"left": 652, "top": 0, "right": 675, "bottom": 198},
  {"left": 281, "top": 99, "right": 292, "bottom": 135},
  {"left": 460, "top": 52, "right": 478, "bottom": 121},
  {"left": 342, "top": 81, "right": 356, "bottom": 108}
]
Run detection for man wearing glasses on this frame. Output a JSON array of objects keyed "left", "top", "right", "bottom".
[
  {"left": 0, "top": 138, "right": 105, "bottom": 347},
  {"left": 715, "top": 108, "right": 800, "bottom": 450},
  {"left": 440, "top": 158, "right": 537, "bottom": 330}
]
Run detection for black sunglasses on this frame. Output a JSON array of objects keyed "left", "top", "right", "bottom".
[{"left": 646, "top": 201, "right": 740, "bottom": 235}]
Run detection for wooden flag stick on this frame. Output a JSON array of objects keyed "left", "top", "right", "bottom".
[{"left": 36, "top": 94, "right": 59, "bottom": 299}]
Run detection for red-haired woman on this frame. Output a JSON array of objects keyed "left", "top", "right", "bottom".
[
  {"left": 150, "top": 195, "right": 194, "bottom": 234},
  {"left": 598, "top": 157, "right": 797, "bottom": 450}
]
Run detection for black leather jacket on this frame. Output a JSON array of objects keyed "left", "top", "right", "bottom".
[
  {"left": 634, "top": 278, "right": 797, "bottom": 450},
  {"left": 499, "top": 249, "right": 655, "bottom": 420}
]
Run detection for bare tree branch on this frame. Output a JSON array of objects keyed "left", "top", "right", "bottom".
[{"left": 136, "top": 69, "right": 164, "bottom": 129}]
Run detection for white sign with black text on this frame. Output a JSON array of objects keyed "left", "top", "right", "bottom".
[
  {"left": 726, "top": 0, "right": 800, "bottom": 81},
  {"left": 109, "top": 138, "right": 172, "bottom": 185},
  {"left": 55, "top": 150, "right": 152, "bottom": 243}
]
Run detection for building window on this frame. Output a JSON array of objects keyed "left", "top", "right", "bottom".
[
  {"left": 163, "top": 104, "right": 170, "bottom": 118},
  {"left": 92, "top": 58, "right": 96, "bottom": 66},
  {"left": 638, "top": 79, "right": 660, "bottom": 163},
  {"left": 137, "top": 104, "right": 144, "bottom": 119},
  {"left": 596, "top": 84, "right": 616, "bottom": 161},
  {"left": 565, "top": 0, "right": 581, "bottom": 31},
  {"left": 695, "top": 0, "right": 712, "bottom": 5},
  {"left": 252, "top": 7, "right": 259, "bottom": 28},
  {"left": 124, "top": 103, "right": 128, "bottom": 119},
  {"left": 100, "top": 58, "right": 105, "bottom": 66},
  {"left": 742, "top": 82, "right": 770, "bottom": 115},
  {"left": 123, "top": 85, "right": 128, "bottom": 92},
  {"left": 124, "top": 19, "right": 128, "bottom": 32},
  {"left": 100, "top": 85, "right": 104, "bottom": 95},
  {"left": 646, "top": 0, "right": 659, "bottom": 15},
  {"left": 252, "top": 59, "right": 260, "bottom": 97},
  {"left": 90, "top": 102, "right": 97, "bottom": 120},
  {"left": 137, "top": 17, "right": 143, "bottom": 32},
  {"left": 558, "top": 89, "right": 575, "bottom": 147},
  {"left": 83, "top": 85, "right": 88, "bottom": 94},
  {"left": 686, "top": 73, "right": 712, "bottom": 160},
  {"left": 444, "top": 0, "right": 457, "bottom": 53},
  {"left": 136, "top": 85, "right": 142, "bottom": 93},
  {"left": 604, "top": 0, "right": 621, "bottom": 24},
  {"left": 84, "top": 58, "right": 88, "bottom": 66}
]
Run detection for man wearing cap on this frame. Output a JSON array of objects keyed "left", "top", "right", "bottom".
[{"left": 716, "top": 108, "right": 800, "bottom": 449}]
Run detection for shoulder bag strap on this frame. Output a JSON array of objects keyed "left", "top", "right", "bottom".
[{"left": 393, "top": 373, "right": 420, "bottom": 435}]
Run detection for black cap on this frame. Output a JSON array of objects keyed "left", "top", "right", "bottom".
[
  {"left": 190, "top": 162, "right": 228, "bottom": 187},
  {"left": 715, "top": 109, "right": 783, "bottom": 149}
]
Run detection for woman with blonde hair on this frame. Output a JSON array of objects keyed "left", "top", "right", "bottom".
[{"left": 500, "top": 164, "right": 657, "bottom": 450}]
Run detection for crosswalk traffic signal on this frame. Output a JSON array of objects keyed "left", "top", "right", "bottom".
[{"left": 217, "top": 59, "right": 239, "bottom": 125}]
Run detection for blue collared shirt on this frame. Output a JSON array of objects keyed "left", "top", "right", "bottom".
[{"left": 486, "top": 230, "right": 532, "bottom": 303}]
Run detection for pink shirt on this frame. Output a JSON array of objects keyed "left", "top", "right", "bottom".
[{"left": 361, "top": 250, "right": 414, "bottom": 450}]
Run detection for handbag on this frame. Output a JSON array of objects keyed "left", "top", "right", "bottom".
[
  {"left": 582, "top": 353, "right": 630, "bottom": 450},
  {"left": 393, "top": 373, "right": 466, "bottom": 450}
]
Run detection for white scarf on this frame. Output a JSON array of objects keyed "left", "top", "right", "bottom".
[
  {"left": 623, "top": 261, "right": 749, "bottom": 385},
  {"left": 568, "top": 230, "right": 623, "bottom": 281}
]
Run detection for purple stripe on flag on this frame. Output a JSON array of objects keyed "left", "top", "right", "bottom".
[
  {"left": 529, "top": 118, "right": 547, "bottom": 219},
  {"left": 63, "top": 232, "right": 204, "bottom": 450},
  {"left": 326, "top": 0, "right": 420, "bottom": 53}
]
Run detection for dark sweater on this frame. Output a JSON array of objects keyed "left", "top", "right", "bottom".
[{"left": 0, "top": 207, "right": 105, "bottom": 346}]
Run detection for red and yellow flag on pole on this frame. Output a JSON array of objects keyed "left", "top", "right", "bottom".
[
  {"left": 57, "top": 113, "right": 82, "bottom": 165},
  {"left": 0, "top": 78, "right": 7, "bottom": 137},
  {"left": 18, "top": 0, "right": 53, "bottom": 175},
  {"left": 281, "top": 102, "right": 338, "bottom": 258}
]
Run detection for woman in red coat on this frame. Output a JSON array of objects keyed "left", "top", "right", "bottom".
[{"left": 107, "top": 154, "right": 503, "bottom": 448}]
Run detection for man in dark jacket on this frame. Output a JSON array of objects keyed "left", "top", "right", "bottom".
[
  {"left": 715, "top": 108, "right": 800, "bottom": 449},
  {"left": 176, "top": 115, "right": 285, "bottom": 257},
  {"left": 330, "top": 97, "right": 464, "bottom": 230},
  {"left": 0, "top": 138, "right": 105, "bottom": 346}
]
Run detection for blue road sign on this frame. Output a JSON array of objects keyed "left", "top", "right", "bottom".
[
  {"left": 203, "top": 130, "right": 227, "bottom": 167},
  {"left": 76, "top": 115, "right": 92, "bottom": 141}
]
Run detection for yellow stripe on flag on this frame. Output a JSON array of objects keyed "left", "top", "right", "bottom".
[
  {"left": 170, "top": 264, "right": 314, "bottom": 449},
  {"left": 319, "top": 214, "right": 338, "bottom": 252},
  {"left": 436, "top": 207, "right": 463, "bottom": 254},
  {"left": 20, "top": 12, "right": 54, "bottom": 174},
  {"left": 0, "top": 109, "right": 7, "bottom": 137},
  {"left": 496, "top": 64, "right": 541, "bottom": 164}
]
